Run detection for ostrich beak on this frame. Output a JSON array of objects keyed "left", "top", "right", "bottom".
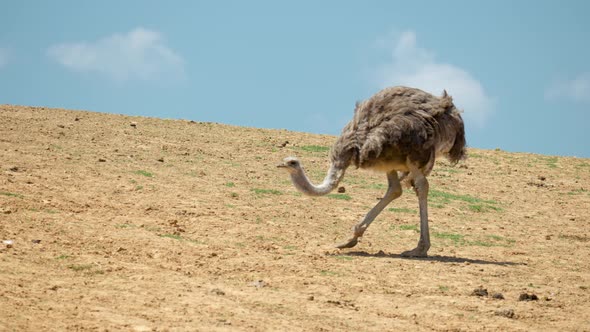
[{"left": 276, "top": 162, "right": 287, "bottom": 168}]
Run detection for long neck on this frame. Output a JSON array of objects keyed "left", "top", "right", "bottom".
[{"left": 290, "top": 163, "right": 346, "bottom": 196}]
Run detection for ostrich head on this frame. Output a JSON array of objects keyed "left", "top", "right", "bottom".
[{"left": 276, "top": 156, "right": 301, "bottom": 174}]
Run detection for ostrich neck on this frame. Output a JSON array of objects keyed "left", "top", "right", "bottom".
[{"left": 290, "top": 164, "right": 346, "bottom": 196}]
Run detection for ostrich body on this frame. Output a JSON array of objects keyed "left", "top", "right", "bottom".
[{"left": 278, "top": 86, "right": 466, "bottom": 257}]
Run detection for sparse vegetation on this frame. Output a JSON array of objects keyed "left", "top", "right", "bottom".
[
  {"left": 327, "top": 193, "right": 352, "bottom": 200},
  {"left": 134, "top": 170, "right": 153, "bottom": 177},
  {"left": 297, "top": 145, "right": 330, "bottom": 153},
  {"left": 252, "top": 188, "right": 283, "bottom": 195},
  {"left": 160, "top": 234, "right": 182, "bottom": 240},
  {"left": 388, "top": 207, "right": 417, "bottom": 214},
  {"left": 429, "top": 189, "right": 501, "bottom": 212},
  {"left": 68, "top": 264, "right": 94, "bottom": 272},
  {"left": 1, "top": 191, "right": 23, "bottom": 198}
]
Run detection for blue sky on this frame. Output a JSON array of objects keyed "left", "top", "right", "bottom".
[{"left": 1, "top": 1, "right": 589, "bottom": 157}]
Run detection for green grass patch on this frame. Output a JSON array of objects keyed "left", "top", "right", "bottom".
[
  {"left": 567, "top": 188, "right": 588, "bottom": 195},
  {"left": 388, "top": 207, "right": 417, "bottom": 214},
  {"left": 327, "top": 193, "right": 352, "bottom": 201},
  {"left": 398, "top": 224, "right": 419, "bottom": 232},
  {"left": 160, "top": 234, "right": 182, "bottom": 240},
  {"left": 433, "top": 232, "right": 465, "bottom": 244},
  {"left": 116, "top": 223, "right": 136, "bottom": 229},
  {"left": 468, "top": 153, "right": 484, "bottom": 159},
  {"left": 252, "top": 188, "right": 283, "bottom": 195},
  {"left": 133, "top": 170, "right": 153, "bottom": 177},
  {"left": 428, "top": 189, "right": 501, "bottom": 212},
  {"left": 320, "top": 270, "right": 339, "bottom": 276},
  {"left": 468, "top": 204, "right": 503, "bottom": 212},
  {"left": 334, "top": 255, "right": 354, "bottom": 261},
  {"left": 1, "top": 192, "right": 23, "bottom": 198},
  {"left": 439, "top": 285, "right": 450, "bottom": 292},
  {"left": 297, "top": 145, "right": 330, "bottom": 153},
  {"left": 225, "top": 182, "right": 235, "bottom": 187},
  {"left": 68, "top": 264, "right": 94, "bottom": 272},
  {"left": 56, "top": 254, "right": 71, "bottom": 260}
]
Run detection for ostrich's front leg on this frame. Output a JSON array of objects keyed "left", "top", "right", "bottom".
[
  {"left": 401, "top": 171, "right": 431, "bottom": 257},
  {"left": 335, "top": 171, "right": 402, "bottom": 249}
]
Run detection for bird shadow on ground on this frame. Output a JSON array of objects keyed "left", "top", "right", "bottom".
[{"left": 331, "top": 251, "right": 525, "bottom": 266}]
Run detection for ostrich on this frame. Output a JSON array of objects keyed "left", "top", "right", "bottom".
[{"left": 277, "top": 86, "right": 466, "bottom": 257}]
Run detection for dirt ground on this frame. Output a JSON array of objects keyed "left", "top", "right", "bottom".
[{"left": 1, "top": 105, "right": 589, "bottom": 331}]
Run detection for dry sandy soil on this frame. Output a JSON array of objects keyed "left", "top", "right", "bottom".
[{"left": 1, "top": 105, "right": 589, "bottom": 331}]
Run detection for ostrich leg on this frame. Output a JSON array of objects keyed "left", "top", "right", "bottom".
[
  {"left": 335, "top": 170, "right": 402, "bottom": 249},
  {"left": 401, "top": 170, "right": 431, "bottom": 257}
]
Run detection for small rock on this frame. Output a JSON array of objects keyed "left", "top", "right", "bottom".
[
  {"left": 472, "top": 287, "right": 488, "bottom": 297},
  {"left": 211, "top": 288, "right": 225, "bottom": 296},
  {"left": 130, "top": 122, "right": 137, "bottom": 128},
  {"left": 278, "top": 141, "right": 289, "bottom": 148},
  {"left": 518, "top": 293, "right": 538, "bottom": 301},
  {"left": 9, "top": 166, "right": 19, "bottom": 172},
  {"left": 74, "top": 117, "right": 80, "bottom": 121},
  {"left": 250, "top": 280, "right": 267, "bottom": 288},
  {"left": 307, "top": 295, "right": 314, "bottom": 301},
  {"left": 98, "top": 158, "right": 106, "bottom": 162},
  {"left": 538, "top": 175, "right": 546, "bottom": 181},
  {"left": 157, "top": 157, "right": 164, "bottom": 162},
  {"left": 31, "top": 239, "right": 41, "bottom": 244},
  {"left": 3, "top": 240, "right": 14, "bottom": 248},
  {"left": 495, "top": 308, "right": 515, "bottom": 318},
  {"left": 492, "top": 293, "right": 505, "bottom": 300},
  {"left": 337, "top": 186, "right": 346, "bottom": 193},
  {"left": 49, "top": 285, "right": 60, "bottom": 291}
]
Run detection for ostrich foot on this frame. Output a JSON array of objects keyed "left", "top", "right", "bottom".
[
  {"left": 400, "top": 246, "right": 428, "bottom": 258},
  {"left": 334, "top": 237, "right": 359, "bottom": 249}
]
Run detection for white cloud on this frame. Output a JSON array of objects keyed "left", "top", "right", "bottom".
[
  {"left": 47, "top": 27, "right": 184, "bottom": 81},
  {"left": 376, "top": 30, "right": 493, "bottom": 127},
  {"left": 545, "top": 73, "right": 590, "bottom": 103}
]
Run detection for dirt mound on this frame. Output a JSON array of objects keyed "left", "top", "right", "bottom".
[{"left": 1, "top": 105, "right": 589, "bottom": 331}]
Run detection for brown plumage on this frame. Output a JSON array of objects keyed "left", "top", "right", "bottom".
[
  {"left": 331, "top": 86, "right": 465, "bottom": 173},
  {"left": 278, "top": 86, "right": 466, "bottom": 257}
]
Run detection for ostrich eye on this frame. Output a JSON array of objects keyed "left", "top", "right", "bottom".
[{"left": 288, "top": 161, "right": 297, "bottom": 166}]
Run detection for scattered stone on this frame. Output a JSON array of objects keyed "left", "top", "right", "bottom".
[
  {"left": 98, "top": 158, "right": 106, "bottom": 162},
  {"left": 472, "top": 287, "right": 488, "bottom": 297},
  {"left": 211, "top": 288, "right": 225, "bottom": 296},
  {"left": 49, "top": 285, "right": 60, "bottom": 291},
  {"left": 518, "top": 293, "right": 538, "bottom": 301},
  {"left": 31, "top": 239, "right": 41, "bottom": 244},
  {"left": 74, "top": 117, "right": 80, "bottom": 121},
  {"left": 538, "top": 175, "right": 546, "bottom": 181},
  {"left": 307, "top": 295, "right": 314, "bottom": 301},
  {"left": 495, "top": 308, "right": 515, "bottom": 318},
  {"left": 278, "top": 141, "right": 289, "bottom": 148},
  {"left": 250, "top": 280, "right": 267, "bottom": 288},
  {"left": 130, "top": 122, "right": 137, "bottom": 128},
  {"left": 3, "top": 240, "right": 14, "bottom": 248},
  {"left": 337, "top": 186, "right": 346, "bottom": 193},
  {"left": 157, "top": 157, "right": 164, "bottom": 162},
  {"left": 9, "top": 166, "right": 19, "bottom": 172},
  {"left": 492, "top": 293, "right": 505, "bottom": 300}
]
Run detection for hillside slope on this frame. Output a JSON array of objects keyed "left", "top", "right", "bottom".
[{"left": 1, "top": 105, "right": 589, "bottom": 331}]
